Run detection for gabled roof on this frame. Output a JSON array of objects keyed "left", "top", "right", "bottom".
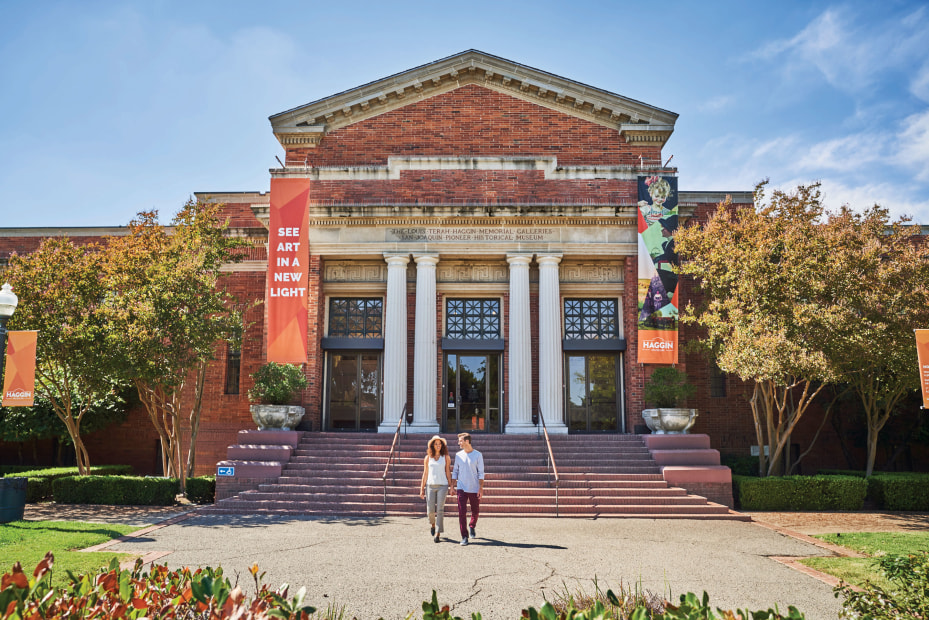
[{"left": 269, "top": 50, "right": 678, "bottom": 149}]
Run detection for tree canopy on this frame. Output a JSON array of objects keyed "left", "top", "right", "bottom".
[
  {"left": 677, "top": 182, "right": 929, "bottom": 476},
  {"left": 675, "top": 183, "right": 843, "bottom": 475},
  {"left": 4, "top": 238, "right": 118, "bottom": 474}
]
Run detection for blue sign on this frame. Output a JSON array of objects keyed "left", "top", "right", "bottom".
[{"left": 217, "top": 466, "right": 235, "bottom": 477}]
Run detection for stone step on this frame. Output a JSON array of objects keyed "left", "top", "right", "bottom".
[
  {"left": 260, "top": 483, "right": 689, "bottom": 496},
  {"left": 202, "top": 499, "right": 734, "bottom": 516},
  {"left": 238, "top": 493, "right": 709, "bottom": 507}
]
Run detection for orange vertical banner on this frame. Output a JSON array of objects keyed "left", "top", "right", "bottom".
[
  {"left": 267, "top": 177, "right": 310, "bottom": 363},
  {"left": 3, "top": 330, "right": 38, "bottom": 406},
  {"left": 916, "top": 330, "right": 929, "bottom": 409}
]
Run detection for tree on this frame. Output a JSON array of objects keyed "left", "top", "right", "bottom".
[
  {"left": 4, "top": 238, "right": 120, "bottom": 474},
  {"left": 102, "top": 201, "right": 245, "bottom": 488},
  {"left": 675, "top": 183, "right": 842, "bottom": 476},
  {"left": 0, "top": 390, "right": 131, "bottom": 465},
  {"left": 820, "top": 205, "right": 929, "bottom": 476}
]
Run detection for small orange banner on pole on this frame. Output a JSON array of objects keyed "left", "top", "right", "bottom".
[
  {"left": 3, "top": 330, "right": 38, "bottom": 406},
  {"left": 916, "top": 330, "right": 929, "bottom": 409}
]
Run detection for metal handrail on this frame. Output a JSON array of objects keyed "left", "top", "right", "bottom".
[
  {"left": 537, "top": 405, "right": 560, "bottom": 517},
  {"left": 382, "top": 404, "right": 407, "bottom": 513}
]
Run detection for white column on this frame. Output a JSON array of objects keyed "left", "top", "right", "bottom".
[
  {"left": 537, "top": 254, "right": 568, "bottom": 434},
  {"left": 411, "top": 254, "right": 440, "bottom": 433},
  {"left": 505, "top": 254, "right": 534, "bottom": 434},
  {"left": 378, "top": 253, "right": 410, "bottom": 433}
]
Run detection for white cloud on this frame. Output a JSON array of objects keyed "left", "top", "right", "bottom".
[
  {"left": 911, "top": 62, "right": 929, "bottom": 102},
  {"left": 896, "top": 109, "right": 929, "bottom": 181},
  {"left": 753, "top": 6, "right": 929, "bottom": 94},
  {"left": 697, "top": 95, "right": 734, "bottom": 113},
  {"left": 795, "top": 133, "right": 888, "bottom": 172}
]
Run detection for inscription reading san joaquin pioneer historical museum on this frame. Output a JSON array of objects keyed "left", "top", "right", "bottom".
[{"left": 387, "top": 227, "right": 557, "bottom": 242}]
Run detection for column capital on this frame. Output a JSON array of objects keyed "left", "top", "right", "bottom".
[
  {"left": 506, "top": 253, "right": 533, "bottom": 267},
  {"left": 536, "top": 253, "right": 563, "bottom": 266},
  {"left": 413, "top": 253, "right": 440, "bottom": 267},
  {"left": 383, "top": 253, "right": 410, "bottom": 267}
]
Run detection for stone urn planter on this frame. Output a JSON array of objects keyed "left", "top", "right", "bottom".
[
  {"left": 642, "top": 367, "right": 697, "bottom": 434},
  {"left": 248, "top": 362, "right": 309, "bottom": 431},
  {"left": 249, "top": 404, "right": 306, "bottom": 431},
  {"left": 642, "top": 408, "right": 698, "bottom": 434}
]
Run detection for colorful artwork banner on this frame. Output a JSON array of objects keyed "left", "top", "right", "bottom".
[
  {"left": 267, "top": 177, "right": 310, "bottom": 363},
  {"left": 916, "top": 330, "right": 929, "bottom": 409},
  {"left": 2, "top": 330, "right": 38, "bottom": 406},
  {"left": 637, "top": 175, "right": 679, "bottom": 364}
]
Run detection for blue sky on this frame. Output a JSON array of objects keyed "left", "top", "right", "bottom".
[{"left": 1, "top": 1, "right": 927, "bottom": 226}]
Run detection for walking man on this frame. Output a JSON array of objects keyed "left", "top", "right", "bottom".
[{"left": 452, "top": 432, "right": 484, "bottom": 546}]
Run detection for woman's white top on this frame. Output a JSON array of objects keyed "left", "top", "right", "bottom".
[{"left": 426, "top": 456, "right": 449, "bottom": 486}]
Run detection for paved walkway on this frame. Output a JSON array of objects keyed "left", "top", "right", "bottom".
[{"left": 21, "top": 503, "right": 874, "bottom": 620}]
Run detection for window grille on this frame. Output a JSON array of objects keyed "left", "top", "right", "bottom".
[
  {"left": 446, "top": 299, "right": 500, "bottom": 339},
  {"left": 328, "top": 298, "right": 383, "bottom": 338},
  {"left": 564, "top": 299, "right": 618, "bottom": 340}
]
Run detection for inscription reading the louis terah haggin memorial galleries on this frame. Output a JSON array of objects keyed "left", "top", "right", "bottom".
[{"left": 387, "top": 227, "right": 557, "bottom": 242}]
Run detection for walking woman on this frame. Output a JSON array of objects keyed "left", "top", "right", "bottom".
[{"left": 419, "top": 435, "right": 452, "bottom": 543}]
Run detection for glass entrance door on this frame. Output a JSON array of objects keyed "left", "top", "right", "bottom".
[
  {"left": 327, "top": 353, "right": 380, "bottom": 430},
  {"left": 444, "top": 353, "right": 500, "bottom": 433},
  {"left": 566, "top": 354, "right": 619, "bottom": 432}
]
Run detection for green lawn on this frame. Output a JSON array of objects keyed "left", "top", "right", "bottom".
[
  {"left": 0, "top": 520, "right": 140, "bottom": 588},
  {"left": 799, "top": 531, "right": 929, "bottom": 589}
]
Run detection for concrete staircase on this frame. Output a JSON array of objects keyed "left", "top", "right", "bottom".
[{"left": 203, "top": 433, "right": 746, "bottom": 520}]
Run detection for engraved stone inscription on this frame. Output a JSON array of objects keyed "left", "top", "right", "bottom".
[{"left": 387, "top": 227, "right": 557, "bottom": 242}]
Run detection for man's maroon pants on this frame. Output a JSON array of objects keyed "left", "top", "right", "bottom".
[{"left": 456, "top": 489, "right": 479, "bottom": 538}]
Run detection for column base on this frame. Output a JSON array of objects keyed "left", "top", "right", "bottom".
[
  {"left": 407, "top": 421, "right": 441, "bottom": 434},
  {"left": 540, "top": 422, "right": 568, "bottom": 435},
  {"left": 505, "top": 421, "right": 540, "bottom": 434},
  {"left": 378, "top": 421, "right": 402, "bottom": 434}
]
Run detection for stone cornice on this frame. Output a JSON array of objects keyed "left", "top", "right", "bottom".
[
  {"left": 270, "top": 50, "right": 678, "bottom": 149},
  {"left": 270, "top": 156, "right": 677, "bottom": 181}
]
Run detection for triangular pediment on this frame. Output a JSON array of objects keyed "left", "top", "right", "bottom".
[{"left": 269, "top": 50, "right": 678, "bottom": 149}]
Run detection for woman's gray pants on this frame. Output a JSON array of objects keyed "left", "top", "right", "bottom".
[{"left": 426, "top": 484, "right": 448, "bottom": 533}]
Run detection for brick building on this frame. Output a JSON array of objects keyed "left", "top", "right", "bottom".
[{"left": 3, "top": 50, "right": 873, "bottom": 479}]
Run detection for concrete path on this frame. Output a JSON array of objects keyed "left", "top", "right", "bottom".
[{"left": 101, "top": 514, "right": 843, "bottom": 620}]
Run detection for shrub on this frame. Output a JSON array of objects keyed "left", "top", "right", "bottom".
[
  {"left": 837, "top": 551, "right": 929, "bottom": 619},
  {"left": 643, "top": 367, "right": 695, "bottom": 408},
  {"left": 735, "top": 475, "right": 867, "bottom": 511},
  {"left": 5, "top": 466, "right": 133, "bottom": 502},
  {"left": 248, "top": 362, "right": 308, "bottom": 405},
  {"left": 52, "top": 475, "right": 178, "bottom": 505},
  {"left": 185, "top": 476, "right": 215, "bottom": 504},
  {"left": 869, "top": 474, "right": 929, "bottom": 511},
  {"left": 722, "top": 454, "right": 760, "bottom": 477},
  {"left": 0, "top": 555, "right": 316, "bottom": 620}
]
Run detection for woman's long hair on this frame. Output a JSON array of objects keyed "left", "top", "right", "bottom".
[{"left": 428, "top": 437, "right": 448, "bottom": 459}]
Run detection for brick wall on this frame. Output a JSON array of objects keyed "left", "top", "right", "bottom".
[{"left": 288, "top": 85, "right": 660, "bottom": 169}]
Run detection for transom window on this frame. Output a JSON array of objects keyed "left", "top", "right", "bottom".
[
  {"left": 446, "top": 299, "right": 500, "bottom": 339},
  {"left": 328, "top": 298, "right": 383, "bottom": 338},
  {"left": 564, "top": 299, "right": 618, "bottom": 340}
]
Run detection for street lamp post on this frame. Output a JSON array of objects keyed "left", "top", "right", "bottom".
[{"left": 0, "top": 283, "right": 19, "bottom": 388}]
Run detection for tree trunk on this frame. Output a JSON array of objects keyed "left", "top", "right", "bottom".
[{"left": 186, "top": 360, "right": 208, "bottom": 483}]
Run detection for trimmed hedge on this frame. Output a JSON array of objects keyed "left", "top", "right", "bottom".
[
  {"left": 47, "top": 474, "right": 216, "bottom": 505},
  {"left": 868, "top": 474, "right": 929, "bottom": 511},
  {"left": 53, "top": 475, "right": 179, "bottom": 506},
  {"left": 734, "top": 474, "right": 867, "bottom": 511},
  {"left": 3, "top": 466, "right": 134, "bottom": 502},
  {"left": 817, "top": 470, "right": 929, "bottom": 510},
  {"left": 185, "top": 476, "right": 215, "bottom": 504}
]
